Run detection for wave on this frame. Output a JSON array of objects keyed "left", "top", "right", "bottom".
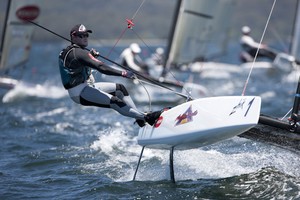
[
  {"left": 84, "top": 129, "right": 300, "bottom": 183},
  {"left": 2, "top": 81, "right": 67, "bottom": 103}
]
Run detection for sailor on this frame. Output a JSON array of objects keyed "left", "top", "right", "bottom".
[
  {"left": 240, "top": 26, "right": 277, "bottom": 63},
  {"left": 58, "top": 24, "right": 161, "bottom": 127},
  {"left": 120, "top": 43, "right": 149, "bottom": 74},
  {"left": 151, "top": 47, "right": 165, "bottom": 65}
]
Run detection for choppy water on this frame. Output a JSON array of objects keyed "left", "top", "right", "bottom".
[{"left": 0, "top": 43, "right": 300, "bottom": 199}]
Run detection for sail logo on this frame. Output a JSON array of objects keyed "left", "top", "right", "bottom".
[
  {"left": 16, "top": 5, "right": 40, "bottom": 21},
  {"left": 175, "top": 105, "right": 198, "bottom": 126}
]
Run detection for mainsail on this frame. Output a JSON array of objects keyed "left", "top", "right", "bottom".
[
  {"left": 165, "top": 0, "right": 235, "bottom": 68},
  {"left": 0, "top": 0, "right": 40, "bottom": 72}
]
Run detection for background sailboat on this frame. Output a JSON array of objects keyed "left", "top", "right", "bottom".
[
  {"left": 241, "top": 1, "right": 300, "bottom": 150},
  {"left": 164, "top": 0, "right": 235, "bottom": 71},
  {"left": 160, "top": 0, "right": 299, "bottom": 97},
  {"left": 159, "top": 0, "right": 251, "bottom": 98},
  {"left": 0, "top": 0, "right": 40, "bottom": 96}
]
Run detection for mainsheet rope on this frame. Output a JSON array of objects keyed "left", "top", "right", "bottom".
[
  {"left": 241, "top": 0, "right": 277, "bottom": 96},
  {"left": 101, "top": 0, "right": 153, "bottom": 110}
]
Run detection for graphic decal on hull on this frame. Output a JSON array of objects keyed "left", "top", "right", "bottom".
[
  {"left": 175, "top": 105, "right": 198, "bottom": 126},
  {"left": 230, "top": 97, "right": 255, "bottom": 117}
]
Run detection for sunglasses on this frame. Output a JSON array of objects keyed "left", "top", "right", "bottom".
[{"left": 75, "top": 33, "right": 89, "bottom": 38}]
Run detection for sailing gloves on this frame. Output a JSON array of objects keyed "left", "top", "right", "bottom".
[{"left": 122, "top": 70, "right": 136, "bottom": 79}]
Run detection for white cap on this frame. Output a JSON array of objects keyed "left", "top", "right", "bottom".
[
  {"left": 242, "top": 26, "right": 251, "bottom": 34},
  {"left": 130, "top": 43, "right": 141, "bottom": 53}
]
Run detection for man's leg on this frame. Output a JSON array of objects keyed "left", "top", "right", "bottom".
[{"left": 80, "top": 84, "right": 145, "bottom": 120}]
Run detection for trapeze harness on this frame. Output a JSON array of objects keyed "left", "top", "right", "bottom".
[{"left": 58, "top": 44, "right": 145, "bottom": 119}]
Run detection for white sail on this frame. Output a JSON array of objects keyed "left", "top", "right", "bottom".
[
  {"left": 166, "top": 0, "right": 235, "bottom": 67},
  {"left": 0, "top": 0, "right": 40, "bottom": 72}
]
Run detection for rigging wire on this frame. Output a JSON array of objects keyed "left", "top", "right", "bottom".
[
  {"left": 135, "top": 78, "right": 152, "bottom": 111},
  {"left": 130, "top": 21, "right": 191, "bottom": 99},
  {"left": 107, "top": 0, "right": 146, "bottom": 57},
  {"left": 104, "top": 0, "right": 192, "bottom": 109},
  {"left": 106, "top": 27, "right": 128, "bottom": 59},
  {"left": 127, "top": 0, "right": 191, "bottom": 98},
  {"left": 135, "top": 78, "right": 188, "bottom": 99},
  {"left": 269, "top": 26, "right": 289, "bottom": 53},
  {"left": 107, "top": 0, "right": 146, "bottom": 58},
  {"left": 131, "top": 0, "right": 147, "bottom": 20},
  {"left": 241, "top": 0, "right": 277, "bottom": 96},
  {"left": 104, "top": 0, "right": 156, "bottom": 109},
  {"left": 281, "top": 107, "right": 292, "bottom": 120}
]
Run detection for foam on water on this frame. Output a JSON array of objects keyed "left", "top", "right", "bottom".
[
  {"left": 85, "top": 129, "right": 300, "bottom": 182},
  {"left": 173, "top": 137, "right": 300, "bottom": 180},
  {"left": 2, "top": 81, "right": 67, "bottom": 103}
]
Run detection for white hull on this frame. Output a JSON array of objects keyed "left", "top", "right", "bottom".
[
  {"left": 0, "top": 77, "right": 18, "bottom": 90},
  {"left": 138, "top": 96, "right": 261, "bottom": 150}
]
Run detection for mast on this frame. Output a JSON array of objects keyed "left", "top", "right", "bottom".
[
  {"left": 161, "top": 0, "right": 182, "bottom": 77},
  {"left": 0, "top": 0, "right": 12, "bottom": 68}
]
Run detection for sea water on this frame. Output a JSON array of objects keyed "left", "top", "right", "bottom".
[{"left": 0, "top": 42, "right": 299, "bottom": 199}]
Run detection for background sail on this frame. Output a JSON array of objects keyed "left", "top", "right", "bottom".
[
  {"left": 0, "top": 0, "right": 40, "bottom": 72},
  {"left": 166, "top": 0, "right": 235, "bottom": 68}
]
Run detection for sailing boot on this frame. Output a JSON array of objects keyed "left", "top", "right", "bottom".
[
  {"left": 135, "top": 119, "right": 146, "bottom": 127},
  {"left": 144, "top": 110, "right": 164, "bottom": 126}
]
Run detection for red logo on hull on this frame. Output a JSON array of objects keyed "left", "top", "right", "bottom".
[{"left": 154, "top": 116, "right": 163, "bottom": 128}]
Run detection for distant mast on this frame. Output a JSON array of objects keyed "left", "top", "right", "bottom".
[{"left": 0, "top": 0, "right": 12, "bottom": 67}]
